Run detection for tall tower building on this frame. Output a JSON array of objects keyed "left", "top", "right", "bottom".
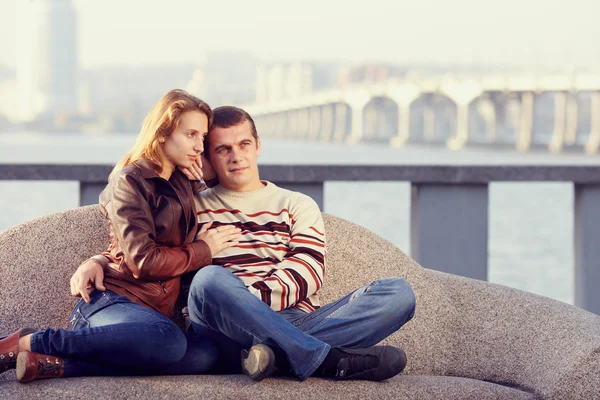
[
  {"left": 16, "top": 0, "right": 78, "bottom": 121},
  {"left": 255, "top": 63, "right": 313, "bottom": 104}
]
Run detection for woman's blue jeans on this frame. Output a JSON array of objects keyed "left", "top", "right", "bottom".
[{"left": 29, "top": 290, "right": 218, "bottom": 377}]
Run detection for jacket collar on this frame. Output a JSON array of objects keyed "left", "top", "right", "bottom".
[
  {"left": 132, "top": 159, "right": 164, "bottom": 180},
  {"left": 133, "top": 159, "right": 185, "bottom": 183}
]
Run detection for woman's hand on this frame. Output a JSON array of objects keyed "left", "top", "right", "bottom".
[
  {"left": 180, "top": 157, "right": 204, "bottom": 181},
  {"left": 70, "top": 259, "right": 106, "bottom": 303},
  {"left": 200, "top": 154, "right": 217, "bottom": 181},
  {"left": 181, "top": 155, "right": 216, "bottom": 183},
  {"left": 196, "top": 221, "right": 242, "bottom": 257}
]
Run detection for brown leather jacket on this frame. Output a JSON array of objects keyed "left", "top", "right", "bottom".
[{"left": 98, "top": 159, "right": 212, "bottom": 317}]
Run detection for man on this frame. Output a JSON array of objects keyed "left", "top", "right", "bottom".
[{"left": 72, "top": 106, "right": 416, "bottom": 382}]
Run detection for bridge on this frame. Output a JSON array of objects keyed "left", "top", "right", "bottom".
[{"left": 244, "top": 73, "right": 600, "bottom": 154}]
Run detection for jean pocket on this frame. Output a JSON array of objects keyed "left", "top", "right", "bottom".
[
  {"left": 69, "top": 300, "right": 89, "bottom": 330},
  {"left": 68, "top": 290, "right": 117, "bottom": 330}
]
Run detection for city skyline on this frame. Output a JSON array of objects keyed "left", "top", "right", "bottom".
[{"left": 0, "top": 0, "right": 599, "bottom": 70}]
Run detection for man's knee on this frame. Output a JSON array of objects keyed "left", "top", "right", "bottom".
[
  {"left": 383, "top": 277, "right": 416, "bottom": 321},
  {"left": 189, "top": 265, "right": 237, "bottom": 302}
]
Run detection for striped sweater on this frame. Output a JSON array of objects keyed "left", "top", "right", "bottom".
[{"left": 194, "top": 181, "right": 326, "bottom": 312}]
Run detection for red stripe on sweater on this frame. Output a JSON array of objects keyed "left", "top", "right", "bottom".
[
  {"left": 282, "top": 269, "right": 300, "bottom": 307},
  {"left": 290, "top": 238, "right": 326, "bottom": 248},
  {"left": 236, "top": 244, "right": 289, "bottom": 251},
  {"left": 264, "top": 276, "right": 288, "bottom": 308},
  {"left": 287, "top": 257, "right": 321, "bottom": 289},
  {"left": 197, "top": 208, "right": 242, "bottom": 216},
  {"left": 309, "top": 226, "right": 324, "bottom": 236}
]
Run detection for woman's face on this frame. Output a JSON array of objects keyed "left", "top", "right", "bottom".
[{"left": 161, "top": 110, "right": 208, "bottom": 178}]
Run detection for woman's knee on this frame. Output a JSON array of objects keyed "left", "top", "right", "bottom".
[
  {"left": 155, "top": 322, "right": 188, "bottom": 365},
  {"left": 183, "top": 336, "right": 219, "bottom": 373}
]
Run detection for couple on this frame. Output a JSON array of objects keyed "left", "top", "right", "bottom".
[{"left": 0, "top": 89, "right": 416, "bottom": 383}]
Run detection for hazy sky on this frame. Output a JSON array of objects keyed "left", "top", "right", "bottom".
[{"left": 0, "top": 0, "right": 598, "bottom": 70}]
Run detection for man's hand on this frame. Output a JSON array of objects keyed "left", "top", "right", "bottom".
[
  {"left": 181, "top": 157, "right": 204, "bottom": 181},
  {"left": 70, "top": 259, "right": 106, "bottom": 303}
]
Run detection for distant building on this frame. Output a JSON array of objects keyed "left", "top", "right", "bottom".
[
  {"left": 254, "top": 61, "right": 342, "bottom": 104},
  {"left": 255, "top": 63, "right": 313, "bottom": 104},
  {"left": 186, "top": 51, "right": 258, "bottom": 107},
  {"left": 16, "top": 0, "right": 78, "bottom": 122},
  {"left": 338, "top": 63, "right": 407, "bottom": 85}
]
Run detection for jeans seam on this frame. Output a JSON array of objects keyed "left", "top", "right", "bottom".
[
  {"left": 307, "top": 281, "right": 377, "bottom": 332},
  {"left": 197, "top": 296, "right": 267, "bottom": 345},
  {"left": 197, "top": 295, "right": 329, "bottom": 379}
]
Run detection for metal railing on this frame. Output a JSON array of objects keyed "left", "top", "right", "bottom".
[{"left": 1, "top": 163, "right": 599, "bottom": 315}]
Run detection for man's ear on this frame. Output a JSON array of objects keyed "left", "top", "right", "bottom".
[{"left": 256, "top": 137, "right": 261, "bottom": 157}]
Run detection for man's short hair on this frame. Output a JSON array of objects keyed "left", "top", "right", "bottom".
[{"left": 204, "top": 106, "right": 258, "bottom": 156}]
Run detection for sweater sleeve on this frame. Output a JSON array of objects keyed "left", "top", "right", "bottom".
[{"left": 247, "top": 196, "right": 326, "bottom": 311}]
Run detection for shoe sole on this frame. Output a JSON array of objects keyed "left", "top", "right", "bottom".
[
  {"left": 241, "top": 344, "right": 276, "bottom": 382},
  {"left": 16, "top": 352, "right": 28, "bottom": 382}
]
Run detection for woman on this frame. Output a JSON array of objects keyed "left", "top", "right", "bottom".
[{"left": 0, "top": 89, "right": 241, "bottom": 382}]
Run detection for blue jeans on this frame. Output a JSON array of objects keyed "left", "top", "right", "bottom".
[
  {"left": 187, "top": 266, "right": 416, "bottom": 381},
  {"left": 29, "top": 290, "right": 218, "bottom": 377}
]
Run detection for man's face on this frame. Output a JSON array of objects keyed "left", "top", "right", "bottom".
[{"left": 206, "top": 120, "right": 262, "bottom": 192}]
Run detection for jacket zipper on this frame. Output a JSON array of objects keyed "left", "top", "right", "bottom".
[{"left": 158, "top": 281, "right": 168, "bottom": 293}]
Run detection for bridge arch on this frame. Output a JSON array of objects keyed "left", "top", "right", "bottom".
[
  {"left": 362, "top": 96, "right": 399, "bottom": 142},
  {"left": 409, "top": 93, "right": 457, "bottom": 143}
]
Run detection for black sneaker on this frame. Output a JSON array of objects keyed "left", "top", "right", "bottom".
[
  {"left": 241, "top": 344, "right": 276, "bottom": 381},
  {"left": 334, "top": 346, "right": 407, "bottom": 381}
]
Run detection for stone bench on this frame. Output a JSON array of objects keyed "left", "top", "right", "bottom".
[{"left": 1, "top": 206, "right": 599, "bottom": 399}]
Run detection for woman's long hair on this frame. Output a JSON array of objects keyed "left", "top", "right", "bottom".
[{"left": 110, "top": 89, "right": 212, "bottom": 180}]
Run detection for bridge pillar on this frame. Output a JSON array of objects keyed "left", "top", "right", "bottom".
[
  {"left": 516, "top": 91, "right": 534, "bottom": 152},
  {"left": 585, "top": 92, "right": 600, "bottom": 155},
  {"left": 443, "top": 81, "right": 483, "bottom": 150},
  {"left": 548, "top": 92, "right": 567, "bottom": 153},
  {"left": 344, "top": 90, "right": 371, "bottom": 145},
  {"left": 273, "top": 113, "right": 284, "bottom": 138},
  {"left": 261, "top": 114, "right": 273, "bottom": 136},
  {"left": 299, "top": 108, "right": 311, "bottom": 139},
  {"left": 309, "top": 106, "right": 322, "bottom": 141},
  {"left": 320, "top": 104, "right": 334, "bottom": 142},
  {"left": 564, "top": 94, "right": 579, "bottom": 146},
  {"left": 288, "top": 110, "right": 298, "bottom": 139},
  {"left": 256, "top": 115, "right": 267, "bottom": 136},
  {"left": 388, "top": 84, "right": 421, "bottom": 148},
  {"left": 447, "top": 103, "right": 470, "bottom": 150},
  {"left": 332, "top": 103, "right": 349, "bottom": 143},
  {"left": 476, "top": 95, "right": 497, "bottom": 142},
  {"left": 364, "top": 105, "right": 377, "bottom": 140}
]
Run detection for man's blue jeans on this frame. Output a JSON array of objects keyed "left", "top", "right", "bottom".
[
  {"left": 29, "top": 290, "right": 218, "bottom": 377},
  {"left": 187, "top": 265, "right": 416, "bottom": 381}
]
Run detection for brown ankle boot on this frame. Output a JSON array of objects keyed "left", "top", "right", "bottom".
[
  {"left": 0, "top": 328, "right": 37, "bottom": 373},
  {"left": 16, "top": 351, "right": 64, "bottom": 383}
]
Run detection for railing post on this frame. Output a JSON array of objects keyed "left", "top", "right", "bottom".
[
  {"left": 411, "top": 183, "right": 489, "bottom": 280},
  {"left": 79, "top": 181, "right": 106, "bottom": 206},
  {"left": 272, "top": 182, "right": 325, "bottom": 212},
  {"left": 574, "top": 184, "right": 600, "bottom": 315}
]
